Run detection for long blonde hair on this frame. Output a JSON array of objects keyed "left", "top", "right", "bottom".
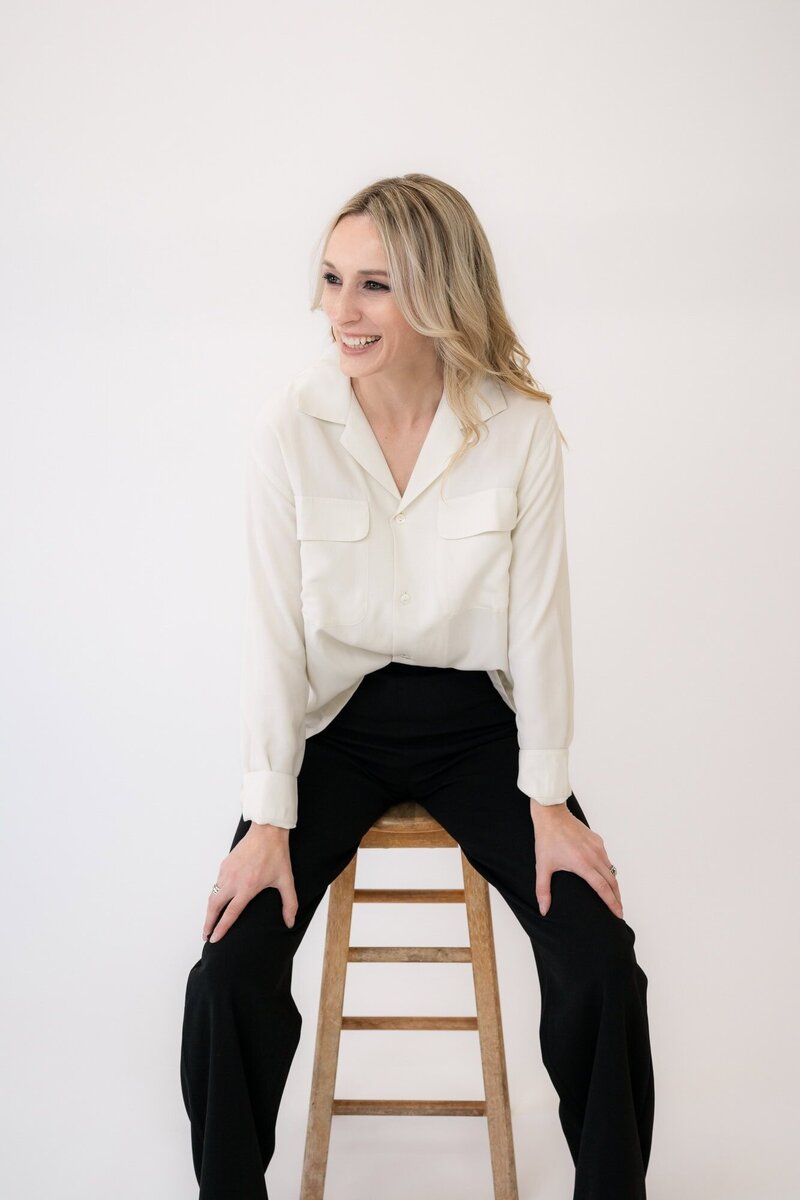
[{"left": 308, "top": 172, "right": 568, "bottom": 479}]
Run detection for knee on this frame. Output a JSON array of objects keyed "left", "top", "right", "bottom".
[
  {"left": 584, "top": 923, "right": 649, "bottom": 1006},
  {"left": 186, "top": 894, "right": 289, "bottom": 1005},
  {"left": 553, "top": 883, "right": 643, "bottom": 992}
]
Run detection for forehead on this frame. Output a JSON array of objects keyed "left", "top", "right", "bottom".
[{"left": 325, "top": 215, "right": 387, "bottom": 270}]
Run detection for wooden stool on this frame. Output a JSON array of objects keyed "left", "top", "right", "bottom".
[{"left": 300, "top": 800, "right": 519, "bottom": 1200}]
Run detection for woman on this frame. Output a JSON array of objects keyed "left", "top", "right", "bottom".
[{"left": 180, "top": 173, "right": 656, "bottom": 1199}]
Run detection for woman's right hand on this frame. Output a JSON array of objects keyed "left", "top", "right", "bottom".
[{"left": 203, "top": 823, "right": 299, "bottom": 942}]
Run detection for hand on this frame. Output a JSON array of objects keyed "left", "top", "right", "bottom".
[
  {"left": 203, "top": 823, "right": 299, "bottom": 943},
  {"left": 530, "top": 800, "right": 624, "bottom": 920}
]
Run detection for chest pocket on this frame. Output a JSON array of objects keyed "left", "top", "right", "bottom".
[
  {"left": 437, "top": 487, "right": 518, "bottom": 615},
  {"left": 296, "top": 496, "right": 370, "bottom": 626}
]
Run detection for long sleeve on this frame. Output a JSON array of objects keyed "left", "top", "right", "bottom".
[
  {"left": 506, "top": 404, "right": 575, "bottom": 804},
  {"left": 239, "top": 417, "right": 309, "bottom": 827}
]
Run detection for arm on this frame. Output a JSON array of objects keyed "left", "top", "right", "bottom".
[
  {"left": 239, "top": 415, "right": 308, "bottom": 828},
  {"left": 507, "top": 403, "right": 575, "bottom": 807}
]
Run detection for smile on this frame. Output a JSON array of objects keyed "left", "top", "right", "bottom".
[{"left": 341, "top": 334, "right": 381, "bottom": 348}]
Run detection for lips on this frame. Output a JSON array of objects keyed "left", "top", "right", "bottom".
[{"left": 340, "top": 335, "right": 382, "bottom": 353}]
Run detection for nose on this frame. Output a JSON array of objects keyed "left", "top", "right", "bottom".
[{"left": 332, "top": 283, "right": 363, "bottom": 326}]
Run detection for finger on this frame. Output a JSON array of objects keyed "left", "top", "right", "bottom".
[
  {"left": 587, "top": 867, "right": 624, "bottom": 918},
  {"left": 585, "top": 833, "right": 622, "bottom": 912},
  {"left": 535, "top": 866, "right": 553, "bottom": 917},
  {"left": 597, "top": 856, "right": 623, "bottom": 911},
  {"left": 278, "top": 877, "right": 299, "bottom": 929},
  {"left": 208, "top": 895, "right": 248, "bottom": 943},
  {"left": 605, "top": 869, "right": 623, "bottom": 912},
  {"left": 202, "top": 889, "right": 231, "bottom": 941},
  {"left": 589, "top": 854, "right": 622, "bottom": 911}
]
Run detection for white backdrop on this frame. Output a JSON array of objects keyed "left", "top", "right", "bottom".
[{"left": 2, "top": 2, "right": 798, "bottom": 1198}]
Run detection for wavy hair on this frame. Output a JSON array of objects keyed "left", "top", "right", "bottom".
[{"left": 308, "top": 172, "right": 568, "bottom": 483}]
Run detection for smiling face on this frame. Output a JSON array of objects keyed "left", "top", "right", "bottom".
[{"left": 321, "top": 213, "right": 437, "bottom": 382}]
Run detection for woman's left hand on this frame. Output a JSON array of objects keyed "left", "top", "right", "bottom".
[{"left": 530, "top": 800, "right": 624, "bottom": 920}]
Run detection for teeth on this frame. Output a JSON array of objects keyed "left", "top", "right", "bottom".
[{"left": 343, "top": 335, "right": 381, "bottom": 347}]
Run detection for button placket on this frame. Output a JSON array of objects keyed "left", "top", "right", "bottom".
[{"left": 392, "top": 508, "right": 412, "bottom": 656}]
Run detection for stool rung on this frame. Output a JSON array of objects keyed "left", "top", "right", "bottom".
[
  {"left": 301, "top": 812, "right": 520, "bottom": 1200},
  {"left": 348, "top": 946, "right": 472, "bottom": 962},
  {"left": 332, "top": 1098, "right": 487, "bottom": 1116},
  {"left": 354, "top": 887, "right": 464, "bottom": 903},
  {"left": 341, "top": 1015, "right": 478, "bottom": 1030}
]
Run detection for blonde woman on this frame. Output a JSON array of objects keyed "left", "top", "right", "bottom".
[{"left": 180, "top": 174, "right": 655, "bottom": 1199}]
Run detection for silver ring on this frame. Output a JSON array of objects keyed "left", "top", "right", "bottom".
[
  {"left": 609, "top": 865, "right": 617, "bottom": 877},
  {"left": 212, "top": 883, "right": 221, "bottom": 894}
]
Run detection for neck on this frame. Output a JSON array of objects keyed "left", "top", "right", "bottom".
[{"left": 351, "top": 364, "right": 444, "bottom": 429}]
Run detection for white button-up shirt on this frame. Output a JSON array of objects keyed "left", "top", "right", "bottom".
[{"left": 240, "top": 342, "right": 574, "bottom": 827}]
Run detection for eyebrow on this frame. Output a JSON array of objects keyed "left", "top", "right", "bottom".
[{"left": 322, "top": 259, "right": 389, "bottom": 277}]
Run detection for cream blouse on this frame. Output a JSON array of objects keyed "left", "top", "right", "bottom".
[{"left": 240, "top": 341, "right": 574, "bottom": 827}]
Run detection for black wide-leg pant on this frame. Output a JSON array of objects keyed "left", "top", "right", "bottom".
[{"left": 181, "top": 662, "right": 656, "bottom": 1199}]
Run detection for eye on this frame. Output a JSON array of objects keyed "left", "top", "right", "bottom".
[{"left": 322, "top": 273, "right": 389, "bottom": 292}]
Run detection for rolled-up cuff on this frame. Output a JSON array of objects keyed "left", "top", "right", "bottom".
[
  {"left": 518, "top": 748, "right": 571, "bottom": 805},
  {"left": 241, "top": 769, "right": 298, "bottom": 828}
]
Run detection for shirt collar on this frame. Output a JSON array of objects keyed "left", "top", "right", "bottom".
[
  {"left": 293, "top": 341, "right": 508, "bottom": 507},
  {"left": 294, "top": 340, "right": 508, "bottom": 426}
]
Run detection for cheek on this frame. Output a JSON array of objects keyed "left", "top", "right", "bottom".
[
  {"left": 383, "top": 315, "right": 423, "bottom": 352},
  {"left": 378, "top": 300, "right": 411, "bottom": 339}
]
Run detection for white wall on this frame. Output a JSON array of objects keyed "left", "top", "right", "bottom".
[{"left": 2, "top": 2, "right": 798, "bottom": 1197}]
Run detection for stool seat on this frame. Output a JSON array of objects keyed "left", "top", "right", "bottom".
[
  {"left": 300, "top": 800, "right": 519, "bottom": 1200},
  {"left": 361, "top": 799, "right": 460, "bottom": 852}
]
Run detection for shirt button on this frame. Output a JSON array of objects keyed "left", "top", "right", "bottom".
[
  {"left": 395, "top": 512, "right": 406, "bottom": 523},
  {"left": 399, "top": 591, "right": 411, "bottom": 605}
]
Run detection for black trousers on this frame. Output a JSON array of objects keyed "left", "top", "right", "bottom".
[{"left": 180, "top": 662, "right": 655, "bottom": 1199}]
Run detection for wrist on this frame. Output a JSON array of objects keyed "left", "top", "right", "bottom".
[
  {"left": 530, "top": 798, "right": 568, "bottom": 816},
  {"left": 247, "top": 820, "right": 290, "bottom": 835}
]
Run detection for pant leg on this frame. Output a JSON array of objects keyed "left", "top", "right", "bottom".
[
  {"left": 410, "top": 717, "right": 655, "bottom": 1199},
  {"left": 179, "top": 729, "right": 399, "bottom": 1200}
]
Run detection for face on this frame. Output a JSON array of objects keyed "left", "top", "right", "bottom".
[{"left": 320, "top": 213, "right": 436, "bottom": 380}]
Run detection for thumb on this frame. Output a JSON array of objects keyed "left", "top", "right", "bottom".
[
  {"left": 536, "top": 872, "right": 552, "bottom": 917},
  {"left": 280, "top": 877, "right": 299, "bottom": 929}
]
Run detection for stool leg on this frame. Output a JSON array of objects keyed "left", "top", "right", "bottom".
[
  {"left": 300, "top": 854, "right": 358, "bottom": 1200},
  {"left": 417, "top": 782, "right": 655, "bottom": 1199},
  {"left": 462, "top": 851, "right": 520, "bottom": 1200}
]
